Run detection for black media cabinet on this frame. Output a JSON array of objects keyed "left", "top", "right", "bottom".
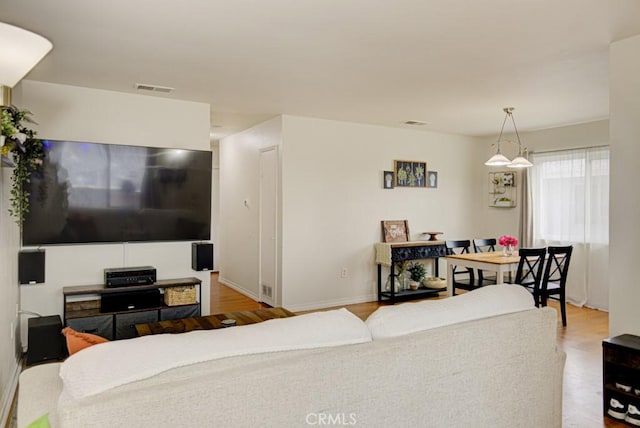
[{"left": 63, "top": 277, "right": 201, "bottom": 340}]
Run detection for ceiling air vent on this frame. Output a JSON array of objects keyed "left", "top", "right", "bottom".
[
  {"left": 402, "top": 120, "right": 430, "bottom": 126},
  {"left": 135, "top": 83, "right": 174, "bottom": 93}
]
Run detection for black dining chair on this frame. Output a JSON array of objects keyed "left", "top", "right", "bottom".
[
  {"left": 514, "top": 247, "right": 547, "bottom": 305},
  {"left": 539, "top": 245, "right": 573, "bottom": 327},
  {"left": 473, "top": 238, "right": 498, "bottom": 285},
  {"left": 445, "top": 240, "right": 476, "bottom": 295}
]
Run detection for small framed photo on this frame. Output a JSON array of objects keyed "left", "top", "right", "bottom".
[
  {"left": 383, "top": 171, "right": 394, "bottom": 189},
  {"left": 427, "top": 171, "right": 438, "bottom": 188},
  {"left": 394, "top": 160, "right": 427, "bottom": 187},
  {"left": 381, "top": 220, "right": 410, "bottom": 243}
]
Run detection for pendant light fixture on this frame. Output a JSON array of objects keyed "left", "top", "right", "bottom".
[
  {"left": 485, "top": 107, "right": 533, "bottom": 168},
  {"left": 0, "top": 22, "right": 53, "bottom": 107}
]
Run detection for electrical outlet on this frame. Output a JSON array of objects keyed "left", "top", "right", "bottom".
[{"left": 341, "top": 268, "right": 348, "bottom": 278}]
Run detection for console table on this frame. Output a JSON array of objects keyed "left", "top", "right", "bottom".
[{"left": 375, "top": 241, "right": 447, "bottom": 303}]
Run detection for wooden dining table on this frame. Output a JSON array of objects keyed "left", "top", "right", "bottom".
[{"left": 445, "top": 251, "right": 520, "bottom": 296}]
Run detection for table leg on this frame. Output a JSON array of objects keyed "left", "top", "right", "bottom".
[
  {"left": 377, "top": 264, "right": 382, "bottom": 302},
  {"left": 446, "top": 262, "right": 454, "bottom": 296}
]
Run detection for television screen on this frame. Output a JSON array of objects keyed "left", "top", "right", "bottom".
[{"left": 22, "top": 140, "right": 212, "bottom": 245}]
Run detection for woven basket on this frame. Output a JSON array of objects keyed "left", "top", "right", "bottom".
[
  {"left": 422, "top": 277, "right": 446, "bottom": 289},
  {"left": 164, "top": 286, "right": 196, "bottom": 306}
]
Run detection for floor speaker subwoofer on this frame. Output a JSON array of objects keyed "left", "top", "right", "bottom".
[
  {"left": 19, "top": 249, "right": 45, "bottom": 284},
  {"left": 26, "top": 315, "right": 67, "bottom": 366},
  {"left": 192, "top": 242, "right": 213, "bottom": 271}
]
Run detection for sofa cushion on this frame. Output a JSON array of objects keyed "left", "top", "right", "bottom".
[
  {"left": 365, "top": 284, "right": 535, "bottom": 339},
  {"left": 59, "top": 308, "right": 371, "bottom": 401}
]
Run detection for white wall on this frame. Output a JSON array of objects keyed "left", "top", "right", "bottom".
[
  {"left": 280, "top": 116, "right": 480, "bottom": 310},
  {"left": 220, "top": 115, "right": 481, "bottom": 310},
  {"left": 16, "top": 81, "right": 212, "bottom": 347},
  {"left": 210, "top": 141, "right": 220, "bottom": 271},
  {"left": 609, "top": 35, "right": 640, "bottom": 336},
  {"left": 0, "top": 168, "right": 21, "bottom": 427},
  {"left": 219, "top": 117, "right": 283, "bottom": 300}
]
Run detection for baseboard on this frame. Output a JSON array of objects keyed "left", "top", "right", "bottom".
[
  {"left": 217, "top": 276, "right": 260, "bottom": 302},
  {"left": 215, "top": 276, "right": 376, "bottom": 312},
  {"left": 285, "top": 294, "right": 377, "bottom": 312},
  {"left": 0, "top": 358, "right": 21, "bottom": 428}
]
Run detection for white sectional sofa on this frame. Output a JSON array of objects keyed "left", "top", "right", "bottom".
[{"left": 18, "top": 284, "right": 565, "bottom": 428}]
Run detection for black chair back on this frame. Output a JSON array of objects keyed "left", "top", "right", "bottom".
[
  {"left": 473, "top": 238, "right": 496, "bottom": 253},
  {"left": 540, "top": 245, "right": 573, "bottom": 326},
  {"left": 472, "top": 238, "right": 497, "bottom": 285},
  {"left": 542, "top": 246, "right": 573, "bottom": 289},
  {"left": 446, "top": 240, "right": 475, "bottom": 294},
  {"left": 514, "top": 247, "right": 547, "bottom": 298}
]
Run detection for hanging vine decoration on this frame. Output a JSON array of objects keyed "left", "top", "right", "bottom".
[{"left": 1, "top": 106, "right": 44, "bottom": 226}]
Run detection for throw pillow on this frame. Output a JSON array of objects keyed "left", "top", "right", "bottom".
[{"left": 61, "top": 327, "right": 109, "bottom": 355}]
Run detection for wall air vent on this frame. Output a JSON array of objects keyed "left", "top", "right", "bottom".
[
  {"left": 135, "top": 83, "right": 174, "bottom": 93},
  {"left": 402, "top": 120, "right": 430, "bottom": 126}
]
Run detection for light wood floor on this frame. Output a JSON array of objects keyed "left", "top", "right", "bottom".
[{"left": 211, "top": 273, "right": 624, "bottom": 428}]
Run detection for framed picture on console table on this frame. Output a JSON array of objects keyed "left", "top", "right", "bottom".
[{"left": 381, "top": 220, "right": 410, "bottom": 243}]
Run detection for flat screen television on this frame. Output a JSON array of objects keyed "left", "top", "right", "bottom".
[{"left": 22, "top": 140, "right": 212, "bottom": 245}]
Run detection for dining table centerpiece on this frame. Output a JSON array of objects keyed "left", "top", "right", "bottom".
[{"left": 498, "top": 235, "right": 518, "bottom": 256}]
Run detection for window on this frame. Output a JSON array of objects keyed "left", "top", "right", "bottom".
[
  {"left": 530, "top": 147, "right": 609, "bottom": 245},
  {"left": 529, "top": 146, "right": 609, "bottom": 310}
]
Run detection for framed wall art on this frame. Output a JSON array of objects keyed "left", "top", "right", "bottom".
[
  {"left": 489, "top": 171, "right": 516, "bottom": 208},
  {"left": 394, "top": 160, "right": 427, "bottom": 187},
  {"left": 381, "top": 220, "right": 410, "bottom": 243},
  {"left": 426, "top": 171, "right": 438, "bottom": 188},
  {"left": 383, "top": 170, "right": 394, "bottom": 189}
]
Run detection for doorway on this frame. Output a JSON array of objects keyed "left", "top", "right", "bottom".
[{"left": 259, "top": 146, "right": 278, "bottom": 306}]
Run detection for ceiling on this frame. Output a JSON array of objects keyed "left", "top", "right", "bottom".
[{"left": 3, "top": 0, "right": 640, "bottom": 140}]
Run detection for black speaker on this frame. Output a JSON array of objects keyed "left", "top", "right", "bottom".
[
  {"left": 192, "top": 243, "right": 213, "bottom": 271},
  {"left": 19, "top": 250, "right": 45, "bottom": 285},
  {"left": 26, "top": 315, "right": 67, "bottom": 366}
]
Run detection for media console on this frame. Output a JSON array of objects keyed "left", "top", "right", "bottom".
[{"left": 63, "top": 277, "right": 202, "bottom": 340}]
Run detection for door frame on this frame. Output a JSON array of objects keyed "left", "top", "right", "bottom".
[{"left": 258, "top": 145, "right": 279, "bottom": 306}]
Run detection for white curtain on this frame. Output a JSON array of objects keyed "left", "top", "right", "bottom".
[{"left": 529, "top": 147, "right": 609, "bottom": 310}]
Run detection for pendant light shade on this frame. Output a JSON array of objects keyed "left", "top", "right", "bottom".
[
  {"left": 507, "top": 155, "right": 533, "bottom": 168},
  {"left": 484, "top": 144, "right": 511, "bottom": 166},
  {"left": 0, "top": 22, "right": 52, "bottom": 88},
  {"left": 485, "top": 107, "right": 533, "bottom": 168}
]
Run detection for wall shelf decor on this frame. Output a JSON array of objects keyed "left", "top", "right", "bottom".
[
  {"left": 489, "top": 171, "right": 516, "bottom": 208},
  {"left": 394, "top": 160, "right": 426, "bottom": 187}
]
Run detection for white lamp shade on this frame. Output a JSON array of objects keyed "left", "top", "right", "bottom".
[
  {"left": 0, "top": 22, "right": 52, "bottom": 88},
  {"left": 484, "top": 152, "right": 511, "bottom": 166},
  {"left": 507, "top": 156, "right": 533, "bottom": 168}
]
